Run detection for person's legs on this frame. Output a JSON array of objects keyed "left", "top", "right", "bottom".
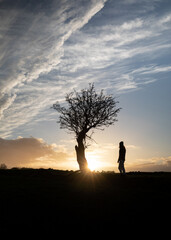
[
  {"left": 119, "top": 161, "right": 126, "bottom": 174},
  {"left": 122, "top": 162, "right": 126, "bottom": 174},
  {"left": 118, "top": 161, "right": 123, "bottom": 174}
]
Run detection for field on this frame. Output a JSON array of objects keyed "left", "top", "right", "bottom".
[{"left": 0, "top": 169, "right": 171, "bottom": 235}]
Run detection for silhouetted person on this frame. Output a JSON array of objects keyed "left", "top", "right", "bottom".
[{"left": 118, "top": 141, "right": 126, "bottom": 175}]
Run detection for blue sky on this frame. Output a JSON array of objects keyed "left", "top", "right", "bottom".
[{"left": 0, "top": 0, "right": 171, "bottom": 171}]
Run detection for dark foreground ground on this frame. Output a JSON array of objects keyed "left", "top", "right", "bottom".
[{"left": 0, "top": 169, "right": 171, "bottom": 236}]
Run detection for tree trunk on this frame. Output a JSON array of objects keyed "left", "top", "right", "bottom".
[{"left": 75, "top": 132, "right": 88, "bottom": 171}]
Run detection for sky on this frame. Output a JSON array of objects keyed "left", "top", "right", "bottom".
[{"left": 0, "top": 0, "right": 171, "bottom": 172}]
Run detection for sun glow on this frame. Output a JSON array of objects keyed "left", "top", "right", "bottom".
[
  {"left": 87, "top": 159, "right": 100, "bottom": 171},
  {"left": 86, "top": 152, "right": 102, "bottom": 171}
]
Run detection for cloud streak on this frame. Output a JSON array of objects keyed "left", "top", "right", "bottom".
[
  {"left": 61, "top": 12, "right": 171, "bottom": 87},
  {"left": 0, "top": 0, "right": 107, "bottom": 119}
]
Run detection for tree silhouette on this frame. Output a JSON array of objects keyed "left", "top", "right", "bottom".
[{"left": 52, "top": 84, "right": 121, "bottom": 171}]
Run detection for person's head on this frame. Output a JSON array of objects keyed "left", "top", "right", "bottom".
[{"left": 119, "top": 141, "right": 124, "bottom": 148}]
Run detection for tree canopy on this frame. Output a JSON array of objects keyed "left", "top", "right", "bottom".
[{"left": 53, "top": 83, "right": 121, "bottom": 142}]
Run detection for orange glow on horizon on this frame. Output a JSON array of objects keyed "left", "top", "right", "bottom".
[
  {"left": 86, "top": 152, "right": 105, "bottom": 171},
  {"left": 87, "top": 159, "right": 100, "bottom": 171}
]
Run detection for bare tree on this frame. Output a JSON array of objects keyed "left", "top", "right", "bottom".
[{"left": 52, "top": 84, "right": 121, "bottom": 171}]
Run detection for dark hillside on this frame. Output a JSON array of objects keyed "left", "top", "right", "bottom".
[{"left": 0, "top": 169, "right": 171, "bottom": 235}]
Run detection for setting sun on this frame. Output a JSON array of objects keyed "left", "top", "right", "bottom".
[
  {"left": 86, "top": 151, "right": 102, "bottom": 171},
  {"left": 86, "top": 152, "right": 103, "bottom": 171},
  {"left": 86, "top": 150, "right": 113, "bottom": 171},
  {"left": 87, "top": 159, "right": 100, "bottom": 171}
]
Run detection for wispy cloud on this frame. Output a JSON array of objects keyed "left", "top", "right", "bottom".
[
  {"left": 0, "top": 0, "right": 107, "bottom": 119},
  {"left": 53, "top": 9, "right": 171, "bottom": 100},
  {"left": 0, "top": 0, "right": 107, "bottom": 137},
  {"left": 132, "top": 65, "right": 171, "bottom": 75},
  {"left": 61, "top": 12, "right": 171, "bottom": 78}
]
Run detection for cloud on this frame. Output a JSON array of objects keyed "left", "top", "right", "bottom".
[
  {"left": 132, "top": 65, "right": 171, "bottom": 75},
  {"left": 0, "top": 93, "right": 16, "bottom": 118},
  {"left": 126, "top": 156, "right": 171, "bottom": 172},
  {"left": 0, "top": 0, "right": 107, "bottom": 137},
  {"left": 62, "top": 12, "right": 171, "bottom": 74},
  {"left": 0, "top": 0, "right": 107, "bottom": 119},
  {"left": 73, "top": 12, "right": 170, "bottom": 93},
  {"left": 59, "top": 9, "right": 171, "bottom": 77},
  {"left": 0, "top": 137, "right": 71, "bottom": 169}
]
